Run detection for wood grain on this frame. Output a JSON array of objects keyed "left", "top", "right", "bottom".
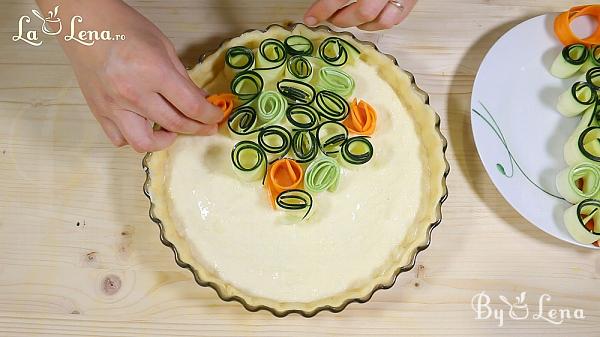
[{"left": 1, "top": 0, "right": 599, "bottom": 336}]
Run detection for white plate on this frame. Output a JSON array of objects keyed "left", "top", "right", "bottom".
[{"left": 471, "top": 14, "right": 600, "bottom": 249}]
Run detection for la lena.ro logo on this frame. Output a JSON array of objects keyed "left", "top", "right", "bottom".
[
  {"left": 12, "top": 6, "right": 126, "bottom": 47},
  {"left": 471, "top": 291, "right": 585, "bottom": 327}
]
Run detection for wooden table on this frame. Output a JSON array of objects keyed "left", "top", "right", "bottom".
[{"left": 1, "top": 0, "right": 598, "bottom": 335}]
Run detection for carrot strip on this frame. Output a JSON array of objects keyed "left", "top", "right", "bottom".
[
  {"left": 343, "top": 98, "right": 377, "bottom": 136},
  {"left": 266, "top": 159, "right": 304, "bottom": 208},
  {"left": 554, "top": 5, "right": 600, "bottom": 47},
  {"left": 207, "top": 93, "right": 237, "bottom": 122}
]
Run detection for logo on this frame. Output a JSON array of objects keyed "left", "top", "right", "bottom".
[
  {"left": 471, "top": 291, "right": 585, "bottom": 327},
  {"left": 12, "top": 5, "right": 126, "bottom": 47}
]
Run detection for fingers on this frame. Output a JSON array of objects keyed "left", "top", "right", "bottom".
[
  {"left": 159, "top": 70, "right": 223, "bottom": 125},
  {"left": 358, "top": 0, "right": 416, "bottom": 31},
  {"left": 304, "top": 0, "right": 349, "bottom": 26},
  {"left": 304, "top": 0, "right": 416, "bottom": 30},
  {"left": 115, "top": 110, "right": 177, "bottom": 152},
  {"left": 86, "top": 95, "right": 127, "bottom": 146},
  {"left": 143, "top": 94, "right": 217, "bottom": 135},
  {"left": 161, "top": 45, "right": 221, "bottom": 134},
  {"left": 329, "top": 0, "right": 389, "bottom": 28},
  {"left": 97, "top": 116, "right": 127, "bottom": 147}
]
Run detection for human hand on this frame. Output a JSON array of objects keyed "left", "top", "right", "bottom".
[
  {"left": 304, "top": 0, "right": 416, "bottom": 31},
  {"left": 37, "top": 0, "right": 222, "bottom": 152}
]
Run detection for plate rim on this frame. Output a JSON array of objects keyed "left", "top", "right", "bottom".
[{"left": 470, "top": 13, "right": 599, "bottom": 250}]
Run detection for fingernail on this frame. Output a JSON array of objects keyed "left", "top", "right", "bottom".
[
  {"left": 304, "top": 16, "right": 318, "bottom": 26},
  {"left": 212, "top": 107, "right": 226, "bottom": 123}
]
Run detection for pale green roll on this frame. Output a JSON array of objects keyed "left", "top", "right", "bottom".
[
  {"left": 556, "top": 163, "right": 600, "bottom": 204},
  {"left": 304, "top": 156, "right": 341, "bottom": 193},
  {"left": 255, "top": 90, "right": 287, "bottom": 126},
  {"left": 317, "top": 67, "right": 355, "bottom": 98}
]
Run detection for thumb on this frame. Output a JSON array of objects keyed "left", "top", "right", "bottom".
[
  {"left": 160, "top": 68, "right": 223, "bottom": 125},
  {"left": 304, "top": 0, "right": 349, "bottom": 25}
]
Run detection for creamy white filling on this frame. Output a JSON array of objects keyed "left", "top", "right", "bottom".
[{"left": 166, "top": 59, "right": 427, "bottom": 303}]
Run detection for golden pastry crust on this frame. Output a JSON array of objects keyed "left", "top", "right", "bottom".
[{"left": 143, "top": 24, "right": 449, "bottom": 317}]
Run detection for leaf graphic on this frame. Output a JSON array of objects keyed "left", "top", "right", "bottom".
[
  {"left": 473, "top": 102, "right": 564, "bottom": 199},
  {"left": 496, "top": 163, "right": 506, "bottom": 176}
]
